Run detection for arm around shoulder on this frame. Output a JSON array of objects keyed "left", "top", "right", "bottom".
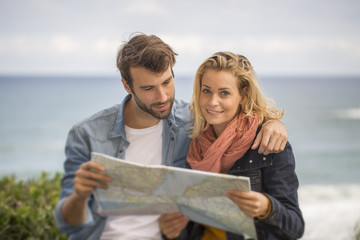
[{"left": 252, "top": 120, "right": 288, "bottom": 155}]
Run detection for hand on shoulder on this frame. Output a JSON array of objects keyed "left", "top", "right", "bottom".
[{"left": 251, "top": 120, "right": 288, "bottom": 155}]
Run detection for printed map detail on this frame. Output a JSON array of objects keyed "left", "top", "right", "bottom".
[{"left": 91, "top": 152, "right": 257, "bottom": 239}]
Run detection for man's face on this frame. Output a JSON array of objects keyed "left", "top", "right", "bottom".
[{"left": 127, "top": 66, "right": 175, "bottom": 119}]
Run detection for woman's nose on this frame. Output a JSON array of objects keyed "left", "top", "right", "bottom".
[{"left": 208, "top": 94, "right": 219, "bottom": 106}]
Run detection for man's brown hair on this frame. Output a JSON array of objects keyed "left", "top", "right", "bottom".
[{"left": 117, "top": 33, "right": 177, "bottom": 89}]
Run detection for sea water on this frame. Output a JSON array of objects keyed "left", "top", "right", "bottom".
[{"left": 1, "top": 75, "right": 359, "bottom": 239}]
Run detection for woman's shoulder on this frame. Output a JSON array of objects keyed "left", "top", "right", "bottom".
[{"left": 231, "top": 139, "right": 295, "bottom": 173}]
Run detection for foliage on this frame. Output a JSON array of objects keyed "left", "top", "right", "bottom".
[
  {"left": 355, "top": 219, "right": 360, "bottom": 240},
  {"left": 0, "top": 172, "right": 67, "bottom": 240}
]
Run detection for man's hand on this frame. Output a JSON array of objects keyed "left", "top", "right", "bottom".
[
  {"left": 74, "top": 161, "right": 112, "bottom": 200},
  {"left": 62, "top": 161, "right": 111, "bottom": 226},
  {"left": 251, "top": 120, "right": 288, "bottom": 155},
  {"left": 158, "top": 212, "right": 188, "bottom": 239}
]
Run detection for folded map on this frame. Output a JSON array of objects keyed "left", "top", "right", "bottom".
[{"left": 91, "top": 152, "right": 257, "bottom": 239}]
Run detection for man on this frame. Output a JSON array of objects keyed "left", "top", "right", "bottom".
[{"left": 55, "top": 33, "right": 288, "bottom": 239}]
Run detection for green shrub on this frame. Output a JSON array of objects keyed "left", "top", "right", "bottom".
[
  {"left": 0, "top": 172, "right": 67, "bottom": 240},
  {"left": 355, "top": 220, "right": 360, "bottom": 240}
]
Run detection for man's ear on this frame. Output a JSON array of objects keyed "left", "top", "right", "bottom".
[{"left": 121, "top": 78, "right": 132, "bottom": 94}]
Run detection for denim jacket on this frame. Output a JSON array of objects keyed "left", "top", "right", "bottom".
[
  {"left": 55, "top": 94, "right": 192, "bottom": 240},
  {"left": 177, "top": 129, "right": 305, "bottom": 240}
]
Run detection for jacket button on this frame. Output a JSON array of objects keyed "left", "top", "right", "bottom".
[
  {"left": 171, "top": 137, "right": 174, "bottom": 141},
  {"left": 249, "top": 160, "right": 253, "bottom": 163},
  {"left": 119, "top": 150, "right": 123, "bottom": 153},
  {"left": 263, "top": 157, "right": 266, "bottom": 161}
]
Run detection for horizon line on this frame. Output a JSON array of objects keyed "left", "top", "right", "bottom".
[{"left": 1, "top": 73, "right": 360, "bottom": 79}]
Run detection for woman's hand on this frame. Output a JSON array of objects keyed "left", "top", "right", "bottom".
[
  {"left": 226, "top": 190, "right": 270, "bottom": 218},
  {"left": 158, "top": 212, "right": 189, "bottom": 239}
]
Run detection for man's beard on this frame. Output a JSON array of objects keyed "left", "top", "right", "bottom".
[{"left": 132, "top": 92, "right": 174, "bottom": 120}]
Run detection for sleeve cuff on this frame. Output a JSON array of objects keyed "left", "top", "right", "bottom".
[
  {"left": 256, "top": 194, "right": 273, "bottom": 220},
  {"left": 55, "top": 197, "right": 95, "bottom": 234}
]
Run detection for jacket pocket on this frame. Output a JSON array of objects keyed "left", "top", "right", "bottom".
[
  {"left": 227, "top": 150, "right": 273, "bottom": 192},
  {"left": 241, "top": 169, "right": 262, "bottom": 192}
]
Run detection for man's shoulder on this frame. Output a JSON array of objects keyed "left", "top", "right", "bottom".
[
  {"left": 173, "top": 98, "right": 189, "bottom": 107},
  {"left": 172, "top": 99, "right": 190, "bottom": 114},
  {"left": 171, "top": 99, "right": 191, "bottom": 126},
  {"left": 73, "top": 104, "right": 121, "bottom": 130}
]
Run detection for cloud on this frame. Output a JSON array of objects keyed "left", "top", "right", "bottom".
[
  {"left": 50, "top": 35, "right": 79, "bottom": 54},
  {"left": 0, "top": 0, "right": 359, "bottom": 76},
  {"left": 123, "top": 0, "right": 169, "bottom": 16},
  {"left": 161, "top": 34, "right": 206, "bottom": 56}
]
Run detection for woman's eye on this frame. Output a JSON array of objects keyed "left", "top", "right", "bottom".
[
  {"left": 221, "top": 91, "right": 230, "bottom": 96},
  {"left": 202, "top": 89, "right": 210, "bottom": 94}
]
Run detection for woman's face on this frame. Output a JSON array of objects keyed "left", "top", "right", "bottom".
[{"left": 199, "top": 69, "right": 242, "bottom": 137}]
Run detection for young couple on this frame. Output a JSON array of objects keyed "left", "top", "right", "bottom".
[{"left": 55, "top": 33, "right": 304, "bottom": 240}]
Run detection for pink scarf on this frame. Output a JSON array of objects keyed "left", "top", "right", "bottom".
[{"left": 187, "top": 112, "right": 259, "bottom": 173}]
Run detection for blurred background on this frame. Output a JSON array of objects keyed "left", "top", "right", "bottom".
[{"left": 1, "top": 0, "right": 359, "bottom": 239}]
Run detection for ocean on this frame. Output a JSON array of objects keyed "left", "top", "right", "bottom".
[{"left": 1, "top": 75, "right": 359, "bottom": 239}]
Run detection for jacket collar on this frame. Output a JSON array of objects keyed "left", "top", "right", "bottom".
[
  {"left": 108, "top": 94, "right": 131, "bottom": 139},
  {"left": 165, "top": 102, "right": 176, "bottom": 127},
  {"left": 108, "top": 94, "right": 176, "bottom": 139}
]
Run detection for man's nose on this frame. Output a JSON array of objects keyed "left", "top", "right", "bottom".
[{"left": 156, "top": 87, "right": 167, "bottom": 102}]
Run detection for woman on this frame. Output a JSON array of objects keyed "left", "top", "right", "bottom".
[{"left": 176, "top": 52, "right": 304, "bottom": 239}]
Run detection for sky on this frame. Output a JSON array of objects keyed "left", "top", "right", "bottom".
[{"left": 0, "top": 0, "right": 359, "bottom": 77}]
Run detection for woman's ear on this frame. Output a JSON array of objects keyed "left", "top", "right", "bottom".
[
  {"left": 237, "top": 86, "right": 248, "bottom": 114},
  {"left": 241, "top": 86, "right": 249, "bottom": 96}
]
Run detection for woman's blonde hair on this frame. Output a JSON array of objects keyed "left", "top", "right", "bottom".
[{"left": 189, "top": 51, "right": 284, "bottom": 139}]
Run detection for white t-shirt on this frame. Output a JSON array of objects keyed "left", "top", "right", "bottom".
[{"left": 100, "top": 121, "right": 163, "bottom": 240}]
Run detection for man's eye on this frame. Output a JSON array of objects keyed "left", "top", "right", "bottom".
[{"left": 144, "top": 87, "right": 153, "bottom": 91}]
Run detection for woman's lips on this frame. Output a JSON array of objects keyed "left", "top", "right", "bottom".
[{"left": 206, "top": 109, "right": 223, "bottom": 116}]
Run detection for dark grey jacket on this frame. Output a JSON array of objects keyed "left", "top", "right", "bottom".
[{"left": 176, "top": 129, "right": 305, "bottom": 240}]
